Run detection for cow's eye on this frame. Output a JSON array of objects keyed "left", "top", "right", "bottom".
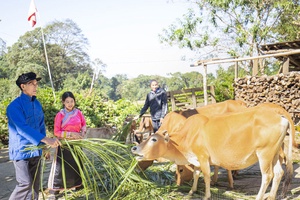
[{"left": 151, "top": 138, "right": 157, "bottom": 142}]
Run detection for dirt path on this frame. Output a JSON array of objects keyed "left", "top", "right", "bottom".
[
  {"left": 1, "top": 134, "right": 300, "bottom": 200},
  {"left": 0, "top": 148, "right": 59, "bottom": 200}
]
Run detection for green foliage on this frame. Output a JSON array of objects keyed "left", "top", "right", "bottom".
[
  {"left": 36, "top": 87, "right": 61, "bottom": 133},
  {"left": 119, "top": 75, "right": 168, "bottom": 101},
  {"left": 159, "top": 0, "right": 300, "bottom": 72},
  {"left": 210, "top": 66, "right": 235, "bottom": 102},
  {"left": 0, "top": 66, "right": 239, "bottom": 146},
  {"left": 4, "top": 19, "right": 92, "bottom": 90},
  {"left": 0, "top": 98, "right": 11, "bottom": 146},
  {"left": 62, "top": 71, "right": 93, "bottom": 92},
  {"left": 37, "top": 89, "right": 141, "bottom": 132},
  {"left": 166, "top": 71, "right": 203, "bottom": 91},
  {"left": 34, "top": 139, "right": 186, "bottom": 200}
]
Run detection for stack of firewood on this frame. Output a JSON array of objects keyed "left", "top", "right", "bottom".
[{"left": 234, "top": 72, "right": 300, "bottom": 112}]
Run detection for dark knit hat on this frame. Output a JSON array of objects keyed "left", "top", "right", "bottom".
[{"left": 16, "top": 72, "right": 41, "bottom": 87}]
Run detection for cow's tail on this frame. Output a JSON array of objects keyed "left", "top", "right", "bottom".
[
  {"left": 281, "top": 115, "right": 294, "bottom": 197},
  {"left": 276, "top": 108, "right": 298, "bottom": 148}
]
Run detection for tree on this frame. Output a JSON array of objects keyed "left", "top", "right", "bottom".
[
  {"left": 5, "top": 19, "right": 92, "bottom": 90},
  {"left": 0, "top": 38, "right": 6, "bottom": 57},
  {"left": 0, "top": 53, "right": 10, "bottom": 79},
  {"left": 89, "top": 58, "right": 107, "bottom": 95},
  {"left": 109, "top": 74, "right": 128, "bottom": 101},
  {"left": 272, "top": 1, "right": 300, "bottom": 41},
  {"left": 62, "top": 71, "right": 92, "bottom": 93},
  {"left": 159, "top": 0, "right": 300, "bottom": 73},
  {"left": 166, "top": 71, "right": 203, "bottom": 91}
]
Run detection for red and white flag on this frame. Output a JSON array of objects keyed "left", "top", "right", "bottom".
[{"left": 28, "top": 0, "right": 37, "bottom": 27}]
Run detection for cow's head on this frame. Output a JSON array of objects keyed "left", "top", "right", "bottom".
[
  {"left": 175, "top": 164, "right": 194, "bottom": 185},
  {"left": 131, "top": 131, "right": 170, "bottom": 161}
]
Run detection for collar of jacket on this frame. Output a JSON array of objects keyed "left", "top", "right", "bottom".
[
  {"left": 21, "top": 92, "right": 36, "bottom": 102},
  {"left": 151, "top": 88, "right": 161, "bottom": 94}
]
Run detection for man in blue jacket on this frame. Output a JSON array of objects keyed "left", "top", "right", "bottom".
[
  {"left": 6, "top": 72, "right": 61, "bottom": 200},
  {"left": 138, "top": 80, "right": 168, "bottom": 133}
]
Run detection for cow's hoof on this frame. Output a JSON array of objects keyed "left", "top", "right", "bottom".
[
  {"left": 211, "top": 181, "right": 218, "bottom": 186},
  {"left": 227, "top": 186, "right": 234, "bottom": 190}
]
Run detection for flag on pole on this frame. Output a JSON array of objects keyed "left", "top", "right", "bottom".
[{"left": 28, "top": 0, "right": 37, "bottom": 27}]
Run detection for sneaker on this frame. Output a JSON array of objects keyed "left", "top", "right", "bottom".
[
  {"left": 48, "top": 190, "right": 59, "bottom": 200},
  {"left": 47, "top": 194, "right": 57, "bottom": 200},
  {"left": 75, "top": 185, "right": 84, "bottom": 191}
]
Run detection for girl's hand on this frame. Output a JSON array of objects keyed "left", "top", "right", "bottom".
[
  {"left": 44, "top": 151, "right": 51, "bottom": 160},
  {"left": 69, "top": 132, "right": 83, "bottom": 139}
]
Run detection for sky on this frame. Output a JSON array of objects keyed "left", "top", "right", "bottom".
[{"left": 0, "top": 0, "right": 208, "bottom": 78}]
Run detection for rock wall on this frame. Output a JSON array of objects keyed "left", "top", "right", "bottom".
[{"left": 234, "top": 72, "right": 300, "bottom": 117}]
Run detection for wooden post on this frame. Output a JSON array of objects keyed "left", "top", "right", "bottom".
[
  {"left": 252, "top": 59, "right": 258, "bottom": 76},
  {"left": 191, "top": 88, "right": 197, "bottom": 108},
  {"left": 202, "top": 63, "right": 208, "bottom": 106},
  {"left": 209, "top": 86, "right": 216, "bottom": 103},
  {"left": 170, "top": 91, "right": 176, "bottom": 111},
  {"left": 235, "top": 60, "right": 238, "bottom": 79},
  {"left": 283, "top": 58, "right": 290, "bottom": 74}
]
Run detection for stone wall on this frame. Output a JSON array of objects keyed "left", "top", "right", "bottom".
[{"left": 234, "top": 72, "right": 300, "bottom": 118}]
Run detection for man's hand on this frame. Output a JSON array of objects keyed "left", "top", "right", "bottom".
[
  {"left": 133, "top": 115, "right": 139, "bottom": 121},
  {"left": 41, "top": 137, "right": 61, "bottom": 148},
  {"left": 159, "top": 118, "right": 164, "bottom": 124}
]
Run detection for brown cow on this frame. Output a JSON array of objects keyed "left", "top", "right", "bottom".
[
  {"left": 85, "top": 127, "right": 115, "bottom": 139},
  {"left": 138, "top": 100, "right": 247, "bottom": 187},
  {"left": 166, "top": 100, "right": 247, "bottom": 187},
  {"left": 134, "top": 115, "right": 154, "bottom": 143},
  {"left": 131, "top": 106, "right": 294, "bottom": 200},
  {"left": 211, "top": 102, "right": 298, "bottom": 188},
  {"left": 177, "top": 102, "right": 298, "bottom": 187}
]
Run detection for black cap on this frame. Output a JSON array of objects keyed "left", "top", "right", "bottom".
[{"left": 16, "top": 72, "right": 42, "bottom": 87}]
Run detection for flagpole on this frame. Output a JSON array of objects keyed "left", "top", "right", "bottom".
[
  {"left": 28, "top": 0, "right": 56, "bottom": 100},
  {"left": 40, "top": 26, "right": 56, "bottom": 100}
]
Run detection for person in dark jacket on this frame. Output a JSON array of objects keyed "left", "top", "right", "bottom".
[
  {"left": 6, "top": 72, "right": 61, "bottom": 200},
  {"left": 138, "top": 80, "right": 168, "bottom": 133}
]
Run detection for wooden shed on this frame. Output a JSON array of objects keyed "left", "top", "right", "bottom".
[{"left": 260, "top": 40, "right": 300, "bottom": 72}]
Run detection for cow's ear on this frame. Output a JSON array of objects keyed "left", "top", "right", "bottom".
[
  {"left": 162, "top": 130, "right": 167, "bottom": 136},
  {"left": 164, "top": 133, "right": 170, "bottom": 142}
]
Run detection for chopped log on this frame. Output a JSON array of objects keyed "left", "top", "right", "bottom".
[{"left": 234, "top": 72, "right": 300, "bottom": 123}]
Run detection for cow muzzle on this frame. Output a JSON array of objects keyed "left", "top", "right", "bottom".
[{"left": 131, "top": 146, "right": 144, "bottom": 161}]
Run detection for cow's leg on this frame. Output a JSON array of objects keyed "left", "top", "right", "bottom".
[
  {"left": 175, "top": 165, "right": 182, "bottom": 186},
  {"left": 211, "top": 165, "right": 218, "bottom": 186},
  {"left": 202, "top": 161, "right": 212, "bottom": 200},
  {"left": 227, "top": 170, "right": 234, "bottom": 189},
  {"left": 189, "top": 166, "right": 201, "bottom": 195},
  {"left": 268, "top": 155, "right": 283, "bottom": 200},
  {"left": 256, "top": 156, "right": 275, "bottom": 200},
  {"left": 212, "top": 166, "right": 233, "bottom": 189}
]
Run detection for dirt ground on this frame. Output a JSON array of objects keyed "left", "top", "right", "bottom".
[{"left": 1, "top": 134, "right": 300, "bottom": 200}]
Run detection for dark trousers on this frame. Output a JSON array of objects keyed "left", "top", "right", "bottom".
[
  {"left": 48, "top": 146, "right": 82, "bottom": 190},
  {"left": 9, "top": 156, "right": 41, "bottom": 200},
  {"left": 152, "top": 120, "right": 161, "bottom": 133}
]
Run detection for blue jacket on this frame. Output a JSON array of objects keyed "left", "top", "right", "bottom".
[
  {"left": 140, "top": 88, "right": 168, "bottom": 121},
  {"left": 6, "top": 92, "right": 46, "bottom": 160}
]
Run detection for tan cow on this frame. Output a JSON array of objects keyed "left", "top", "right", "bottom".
[
  {"left": 211, "top": 102, "right": 298, "bottom": 188},
  {"left": 131, "top": 106, "right": 294, "bottom": 200},
  {"left": 163, "top": 100, "right": 247, "bottom": 187},
  {"left": 136, "top": 99, "right": 247, "bottom": 176},
  {"left": 134, "top": 115, "right": 154, "bottom": 143},
  {"left": 138, "top": 100, "right": 247, "bottom": 186},
  {"left": 177, "top": 102, "right": 298, "bottom": 187}
]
